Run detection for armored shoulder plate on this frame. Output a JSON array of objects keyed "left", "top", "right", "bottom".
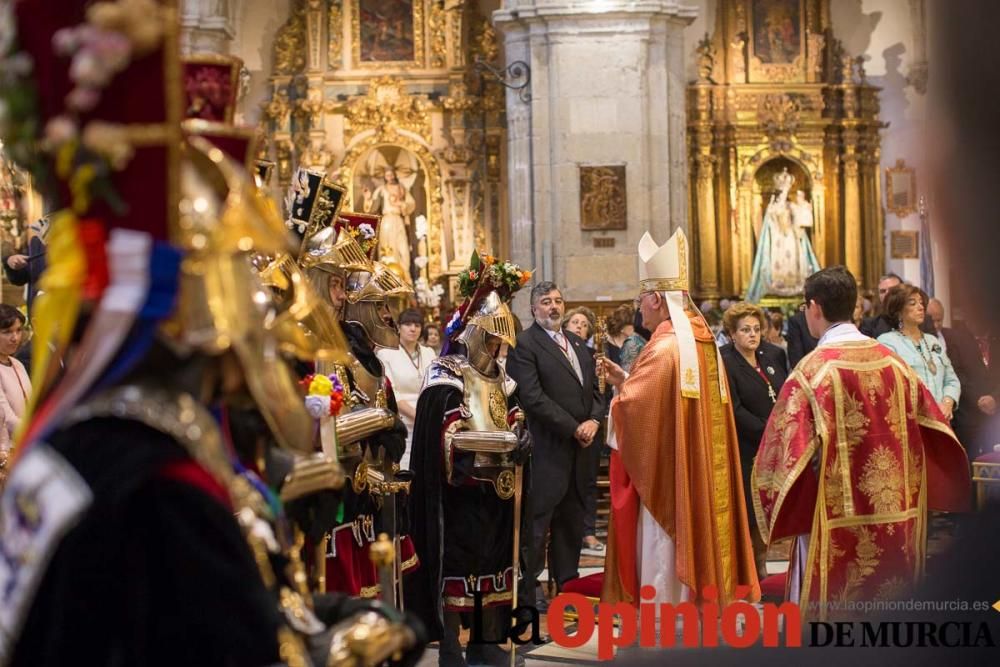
[{"left": 424, "top": 355, "right": 467, "bottom": 392}]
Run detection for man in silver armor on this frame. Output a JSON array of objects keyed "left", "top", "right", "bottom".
[{"left": 407, "top": 254, "right": 532, "bottom": 667}]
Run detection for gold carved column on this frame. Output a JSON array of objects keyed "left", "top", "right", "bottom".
[{"left": 690, "top": 80, "right": 719, "bottom": 298}]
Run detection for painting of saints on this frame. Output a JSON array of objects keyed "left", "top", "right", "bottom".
[
  {"left": 752, "top": 0, "right": 802, "bottom": 65},
  {"left": 359, "top": 0, "right": 416, "bottom": 63}
]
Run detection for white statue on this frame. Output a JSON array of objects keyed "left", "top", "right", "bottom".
[
  {"left": 363, "top": 167, "right": 416, "bottom": 282},
  {"left": 746, "top": 168, "right": 821, "bottom": 302}
]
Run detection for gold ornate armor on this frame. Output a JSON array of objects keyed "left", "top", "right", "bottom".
[{"left": 426, "top": 356, "right": 519, "bottom": 499}]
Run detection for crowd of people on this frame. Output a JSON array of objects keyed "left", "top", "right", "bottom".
[{"left": 0, "top": 1, "right": 996, "bottom": 666}]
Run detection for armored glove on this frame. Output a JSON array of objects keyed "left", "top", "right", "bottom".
[
  {"left": 512, "top": 417, "right": 532, "bottom": 466},
  {"left": 369, "top": 414, "right": 408, "bottom": 463}
]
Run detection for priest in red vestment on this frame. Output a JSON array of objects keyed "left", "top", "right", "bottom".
[
  {"left": 753, "top": 266, "right": 971, "bottom": 620},
  {"left": 601, "top": 229, "right": 760, "bottom": 609}
]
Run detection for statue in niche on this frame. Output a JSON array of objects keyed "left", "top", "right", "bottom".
[
  {"left": 363, "top": 168, "right": 417, "bottom": 281},
  {"left": 355, "top": 145, "right": 428, "bottom": 283},
  {"left": 746, "top": 167, "right": 821, "bottom": 302}
]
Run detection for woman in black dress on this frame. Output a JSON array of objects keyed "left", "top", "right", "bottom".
[{"left": 719, "top": 302, "right": 788, "bottom": 580}]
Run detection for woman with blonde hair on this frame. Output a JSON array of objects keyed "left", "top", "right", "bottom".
[
  {"left": 562, "top": 305, "right": 596, "bottom": 344},
  {"left": 719, "top": 301, "right": 788, "bottom": 580}
]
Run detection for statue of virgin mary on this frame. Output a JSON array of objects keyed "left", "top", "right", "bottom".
[{"left": 746, "top": 168, "right": 822, "bottom": 302}]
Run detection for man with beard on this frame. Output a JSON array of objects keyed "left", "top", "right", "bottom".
[{"left": 506, "top": 281, "right": 605, "bottom": 609}]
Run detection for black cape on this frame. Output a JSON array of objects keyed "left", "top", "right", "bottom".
[
  {"left": 405, "top": 384, "right": 524, "bottom": 641},
  {"left": 11, "top": 417, "right": 281, "bottom": 667}
]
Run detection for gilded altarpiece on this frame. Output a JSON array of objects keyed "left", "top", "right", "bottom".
[
  {"left": 687, "top": 0, "right": 885, "bottom": 300},
  {"left": 257, "top": 0, "right": 507, "bottom": 305}
]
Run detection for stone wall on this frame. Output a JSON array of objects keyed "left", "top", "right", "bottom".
[{"left": 495, "top": 0, "right": 696, "bottom": 313}]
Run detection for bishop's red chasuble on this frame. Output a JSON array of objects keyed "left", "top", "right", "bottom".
[
  {"left": 603, "top": 313, "right": 760, "bottom": 607},
  {"left": 753, "top": 340, "right": 970, "bottom": 619}
]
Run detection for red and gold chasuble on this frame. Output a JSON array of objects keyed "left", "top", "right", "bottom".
[{"left": 753, "top": 340, "right": 970, "bottom": 619}]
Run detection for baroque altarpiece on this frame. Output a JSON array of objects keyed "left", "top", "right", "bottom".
[
  {"left": 688, "top": 0, "right": 885, "bottom": 300},
  {"left": 257, "top": 0, "right": 506, "bottom": 304}
]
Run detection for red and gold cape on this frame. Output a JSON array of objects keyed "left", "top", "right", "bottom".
[{"left": 753, "top": 339, "right": 971, "bottom": 619}]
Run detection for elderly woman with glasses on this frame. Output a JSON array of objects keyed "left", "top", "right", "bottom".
[{"left": 719, "top": 301, "right": 788, "bottom": 580}]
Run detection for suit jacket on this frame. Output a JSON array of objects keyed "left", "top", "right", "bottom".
[
  {"left": 786, "top": 310, "right": 818, "bottom": 369},
  {"left": 720, "top": 343, "right": 788, "bottom": 460},
  {"left": 941, "top": 325, "right": 1000, "bottom": 454},
  {"left": 3, "top": 235, "right": 46, "bottom": 312},
  {"left": 506, "top": 322, "right": 606, "bottom": 504}
]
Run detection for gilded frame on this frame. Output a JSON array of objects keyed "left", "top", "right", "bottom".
[
  {"left": 351, "top": 0, "right": 425, "bottom": 69},
  {"left": 885, "top": 159, "right": 917, "bottom": 218}
]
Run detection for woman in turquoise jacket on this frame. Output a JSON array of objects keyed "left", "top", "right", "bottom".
[{"left": 877, "top": 284, "right": 961, "bottom": 421}]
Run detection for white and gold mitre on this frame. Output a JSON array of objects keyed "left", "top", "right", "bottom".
[
  {"left": 638, "top": 227, "right": 689, "bottom": 293},
  {"left": 636, "top": 228, "right": 726, "bottom": 402}
]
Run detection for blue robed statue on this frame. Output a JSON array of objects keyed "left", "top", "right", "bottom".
[{"left": 746, "top": 167, "right": 821, "bottom": 303}]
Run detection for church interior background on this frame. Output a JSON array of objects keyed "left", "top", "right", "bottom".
[{"left": 0, "top": 0, "right": 949, "bottom": 320}]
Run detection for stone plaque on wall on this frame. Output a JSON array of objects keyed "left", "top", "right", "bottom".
[
  {"left": 579, "top": 165, "right": 627, "bottom": 230},
  {"left": 890, "top": 230, "right": 919, "bottom": 259}
]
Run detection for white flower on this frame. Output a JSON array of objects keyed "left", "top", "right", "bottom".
[
  {"left": 304, "top": 395, "right": 328, "bottom": 419},
  {"left": 358, "top": 222, "right": 375, "bottom": 239},
  {"left": 414, "top": 214, "right": 428, "bottom": 239},
  {"left": 70, "top": 52, "right": 111, "bottom": 87},
  {"left": 413, "top": 255, "right": 428, "bottom": 269},
  {"left": 52, "top": 28, "right": 80, "bottom": 56}
]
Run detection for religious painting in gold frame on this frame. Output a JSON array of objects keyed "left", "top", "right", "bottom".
[
  {"left": 352, "top": 0, "right": 425, "bottom": 68},
  {"left": 885, "top": 159, "right": 917, "bottom": 218},
  {"left": 748, "top": 0, "right": 806, "bottom": 82},
  {"left": 579, "top": 165, "right": 627, "bottom": 231}
]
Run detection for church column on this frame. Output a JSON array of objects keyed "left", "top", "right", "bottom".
[
  {"left": 295, "top": 0, "right": 331, "bottom": 170},
  {"left": 693, "top": 148, "right": 719, "bottom": 299},
  {"left": 840, "top": 60, "right": 862, "bottom": 278},
  {"left": 842, "top": 135, "right": 862, "bottom": 278},
  {"left": 494, "top": 1, "right": 697, "bottom": 306},
  {"left": 690, "top": 72, "right": 719, "bottom": 299},
  {"left": 493, "top": 17, "right": 534, "bottom": 320},
  {"left": 180, "top": 0, "right": 236, "bottom": 55}
]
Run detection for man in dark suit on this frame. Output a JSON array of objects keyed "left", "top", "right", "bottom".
[
  {"left": 785, "top": 305, "right": 817, "bottom": 368},
  {"left": 506, "top": 281, "right": 605, "bottom": 608},
  {"left": 928, "top": 299, "right": 1000, "bottom": 456},
  {"left": 3, "top": 216, "right": 48, "bottom": 315}
]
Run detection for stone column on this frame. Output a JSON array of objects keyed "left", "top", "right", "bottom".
[
  {"left": 494, "top": 0, "right": 697, "bottom": 310},
  {"left": 180, "top": 0, "right": 236, "bottom": 55}
]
